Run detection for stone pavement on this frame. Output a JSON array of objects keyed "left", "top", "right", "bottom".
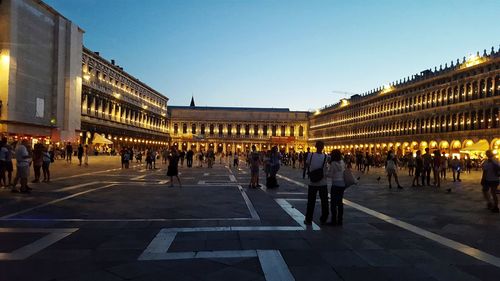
[{"left": 0, "top": 159, "right": 499, "bottom": 281}]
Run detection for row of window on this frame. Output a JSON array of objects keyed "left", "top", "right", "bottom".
[
  {"left": 82, "top": 91, "right": 167, "bottom": 132},
  {"left": 312, "top": 76, "right": 500, "bottom": 128},
  {"left": 312, "top": 107, "right": 499, "bottom": 141},
  {"left": 173, "top": 123, "right": 304, "bottom": 137},
  {"left": 83, "top": 57, "right": 167, "bottom": 110}
]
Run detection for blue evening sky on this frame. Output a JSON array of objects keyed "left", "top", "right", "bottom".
[{"left": 45, "top": 0, "right": 500, "bottom": 111}]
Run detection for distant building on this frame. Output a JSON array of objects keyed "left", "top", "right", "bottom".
[
  {"left": 309, "top": 48, "right": 500, "bottom": 157},
  {"left": 0, "top": 0, "right": 83, "bottom": 143},
  {"left": 81, "top": 48, "right": 169, "bottom": 148},
  {"left": 168, "top": 104, "right": 308, "bottom": 153}
]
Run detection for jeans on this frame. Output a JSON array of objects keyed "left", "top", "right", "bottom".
[
  {"left": 331, "top": 186, "right": 345, "bottom": 223},
  {"left": 305, "top": 185, "right": 328, "bottom": 222},
  {"left": 452, "top": 169, "right": 460, "bottom": 181}
]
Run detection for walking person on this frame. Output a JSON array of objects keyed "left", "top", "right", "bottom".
[
  {"left": 12, "top": 139, "right": 32, "bottom": 193},
  {"left": 466, "top": 157, "right": 472, "bottom": 174},
  {"left": 451, "top": 156, "right": 461, "bottom": 183},
  {"left": 302, "top": 147, "right": 311, "bottom": 179},
  {"left": 167, "top": 146, "right": 182, "bottom": 187},
  {"left": 304, "top": 141, "right": 328, "bottom": 225},
  {"left": 84, "top": 145, "right": 89, "bottom": 166},
  {"left": 77, "top": 144, "right": 84, "bottom": 166},
  {"left": 412, "top": 150, "right": 423, "bottom": 187},
  {"left": 249, "top": 145, "right": 261, "bottom": 188},
  {"left": 186, "top": 149, "right": 194, "bottom": 168},
  {"left": 233, "top": 152, "right": 239, "bottom": 168},
  {"left": 66, "top": 142, "right": 73, "bottom": 163},
  {"left": 422, "top": 148, "right": 432, "bottom": 186},
  {"left": 363, "top": 152, "right": 370, "bottom": 173},
  {"left": 481, "top": 150, "right": 499, "bottom": 213},
  {"left": 267, "top": 146, "right": 281, "bottom": 188},
  {"left": 179, "top": 150, "right": 186, "bottom": 167},
  {"left": 42, "top": 145, "right": 51, "bottom": 182},
  {"left": 0, "top": 138, "right": 14, "bottom": 187},
  {"left": 407, "top": 154, "right": 415, "bottom": 176},
  {"left": 386, "top": 150, "right": 403, "bottom": 189},
  {"left": 123, "top": 148, "right": 131, "bottom": 169},
  {"left": 32, "top": 143, "right": 43, "bottom": 183},
  {"left": 328, "top": 149, "right": 346, "bottom": 225}
]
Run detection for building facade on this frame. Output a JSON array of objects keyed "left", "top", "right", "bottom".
[
  {"left": 81, "top": 48, "right": 169, "bottom": 149},
  {"left": 0, "top": 0, "right": 83, "bottom": 143},
  {"left": 168, "top": 105, "right": 308, "bottom": 153},
  {"left": 309, "top": 48, "right": 500, "bottom": 158}
]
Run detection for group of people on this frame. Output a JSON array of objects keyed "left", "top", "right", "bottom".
[
  {"left": 0, "top": 138, "right": 53, "bottom": 193},
  {"left": 303, "top": 141, "right": 354, "bottom": 226}
]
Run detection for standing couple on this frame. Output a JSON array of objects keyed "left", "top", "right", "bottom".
[{"left": 304, "top": 141, "right": 352, "bottom": 226}]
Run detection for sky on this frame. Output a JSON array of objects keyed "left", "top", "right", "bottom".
[{"left": 45, "top": 0, "right": 500, "bottom": 111}]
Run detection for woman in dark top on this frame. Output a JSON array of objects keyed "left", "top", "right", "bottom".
[{"left": 167, "top": 146, "right": 182, "bottom": 187}]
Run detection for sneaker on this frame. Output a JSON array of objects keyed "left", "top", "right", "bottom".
[
  {"left": 492, "top": 207, "right": 499, "bottom": 213},
  {"left": 446, "top": 188, "right": 451, "bottom": 193},
  {"left": 397, "top": 185, "right": 403, "bottom": 189},
  {"left": 487, "top": 203, "right": 493, "bottom": 210},
  {"left": 303, "top": 220, "right": 312, "bottom": 225}
]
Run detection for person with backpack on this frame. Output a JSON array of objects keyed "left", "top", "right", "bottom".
[
  {"left": 304, "top": 141, "right": 328, "bottom": 225},
  {"left": 249, "top": 145, "right": 262, "bottom": 188},
  {"left": 481, "top": 150, "right": 499, "bottom": 213},
  {"left": 123, "top": 148, "right": 131, "bottom": 169}
]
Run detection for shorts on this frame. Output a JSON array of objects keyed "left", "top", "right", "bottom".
[
  {"left": 386, "top": 168, "right": 397, "bottom": 175},
  {"left": 4, "top": 161, "right": 13, "bottom": 172},
  {"left": 16, "top": 165, "right": 30, "bottom": 179},
  {"left": 482, "top": 180, "right": 499, "bottom": 192}
]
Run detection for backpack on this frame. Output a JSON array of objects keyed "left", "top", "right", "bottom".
[{"left": 308, "top": 154, "right": 326, "bottom": 183}]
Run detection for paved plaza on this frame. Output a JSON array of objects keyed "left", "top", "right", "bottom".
[{"left": 0, "top": 157, "right": 499, "bottom": 281}]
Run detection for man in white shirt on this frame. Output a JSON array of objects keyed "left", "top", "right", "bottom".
[
  {"left": 304, "top": 141, "right": 328, "bottom": 225},
  {"left": 12, "top": 139, "right": 32, "bottom": 193}
]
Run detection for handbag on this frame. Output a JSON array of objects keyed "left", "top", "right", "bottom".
[
  {"left": 308, "top": 154, "right": 326, "bottom": 183},
  {"left": 343, "top": 168, "right": 357, "bottom": 188}
]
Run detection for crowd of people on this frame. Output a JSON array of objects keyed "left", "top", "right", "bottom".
[
  {"left": 160, "top": 141, "right": 499, "bottom": 218},
  {"left": 0, "top": 138, "right": 54, "bottom": 193}
]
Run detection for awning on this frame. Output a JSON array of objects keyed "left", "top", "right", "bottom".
[
  {"left": 92, "top": 133, "right": 113, "bottom": 145},
  {"left": 460, "top": 140, "right": 489, "bottom": 153}
]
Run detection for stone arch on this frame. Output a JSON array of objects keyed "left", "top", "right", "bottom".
[
  {"left": 429, "top": 140, "right": 438, "bottom": 150},
  {"left": 439, "top": 140, "right": 449, "bottom": 150},
  {"left": 463, "top": 139, "right": 474, "bottom": 148},
  {"left": 419, "top": 141, "right": 428, "bottom": 150},
  {"left": 491, "top": 138, "right": 500, "bottom": 151}
]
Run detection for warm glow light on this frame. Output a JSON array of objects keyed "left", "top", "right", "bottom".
[
  {"left": 1, "top": 54, "right": 9, "bottom": 65},
  {"left": 83, "top": 74, "right": 91, "bottom": 81}
]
